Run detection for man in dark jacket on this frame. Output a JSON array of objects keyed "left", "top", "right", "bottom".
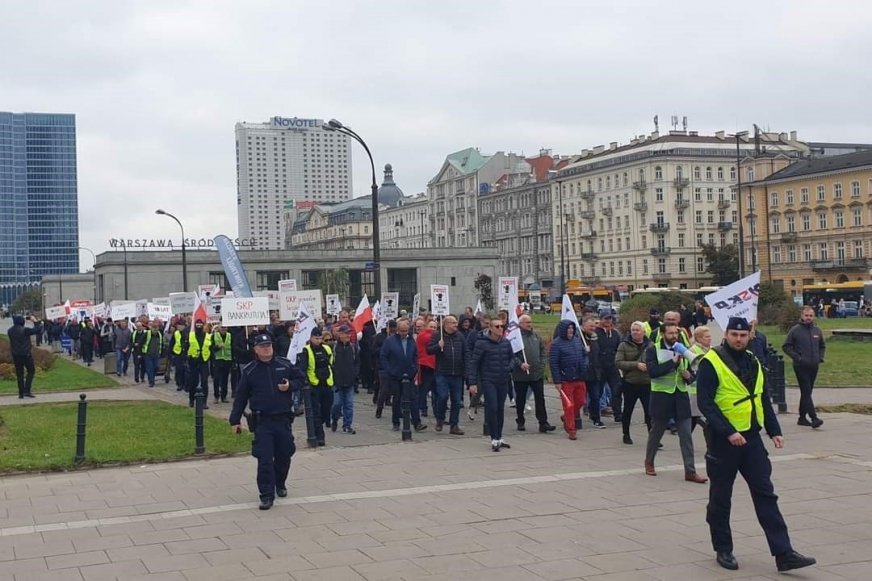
[
  {"left": 330, "top": 325, "right": 359, "bottom": 434},
  {"left": 582, "top": 316, "right": 606, "bottom": 429},
  {"left": 782, "top": 306, "right": 825, "bottom": 428},
  {"left": 297, "top": 327, "right": 334, "bottom": 446},
  {"left": 380, "top": 320, "right": 426, "bottom": 432},
  {"left": 427, "top": 315, "right": 467, "bottom": 435},
  {"left": 8, "top": 315, "right": 42, "bottom": 398},
  {"left": 511, "top": 315, "right": 555, "bottom": 433},
  {"left": 469, "top": 317, "right": 523, "bottom": 451},
  {"left": 596, "top": 314, "right": 623, "bottom": 422},
  {"left": 79, "top": 318, "right": 97, "bottom": 366},
  {"left": 549, "top": 319, "right": 588, "bottom": 440},
  {"left": 373, "top": 320, "right": 396, "bottom": 417}
]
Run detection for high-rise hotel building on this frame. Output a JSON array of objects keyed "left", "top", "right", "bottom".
[{"left": 235, "top": 117, "right": 353, "bottom": 249}]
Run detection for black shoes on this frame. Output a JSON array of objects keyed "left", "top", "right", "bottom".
[
  {"left": 539, "top": 423, "right": 556, "bottom": 433},
  {"left": 797, "top": 417, "right": 812, "bottom": 426},
  {"left": 776, "top": 550, "right": 816, "bottom": 572},
  {"left": 414, "top": 424, "right": 428, "bottom": 432},
  {"left": 716, "top": 551, "right": 738, "bottom": 570},
  {"left": 516, "top": 420, "right": 526, "bottom": 431},
  {"left": 259, "top": 498, "right": 274, "bottom": 510},
  {"left": 623, "top": 434, "right": 633, "bottom": 445},
  {"left": 811, "top": 418, "right": 824, "bottom": 429},
  {"left": 276, "top": 487, "right": 288, "bottom": 498},
  {"left": 331, "top": 419, "right": 338, "bottom": 432}
]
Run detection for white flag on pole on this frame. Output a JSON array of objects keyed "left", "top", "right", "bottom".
[
  {"left": 505, "top": 299, "right": 525, "bottom": 353},
  {"left": 561, "top": 294, "right": 580, "bottom": 331},
  {"left": 473, "top": 299, "right": 483, "bottom": 317},
  {"left": 287, "top": 301, "right": 316, "bottom": 362},
  {"left": 705, "top": 271, "right": 761, "bottom": 331}
]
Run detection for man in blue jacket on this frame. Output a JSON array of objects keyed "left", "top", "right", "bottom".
[
  {"left": 380, "top": 319, "right": 427, "bottom": 432},
  {"left": 549, "top": 319, "right": 588, "bottom": 440}
]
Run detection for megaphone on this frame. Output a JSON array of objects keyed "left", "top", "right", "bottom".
[{"left": 671, "top": 342, "right": 704, "bottom": 372}]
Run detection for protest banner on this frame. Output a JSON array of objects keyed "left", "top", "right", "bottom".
[
  {"left": 147, "top": 303, "right": 172, "bottom": 320},
  {"left": 253, "top": 290, "right": 280, "bottom": 311},
  {"left": 430, "top": 284, "right": 450, "bottom": 316},
  {"left": 108, "top": 302, "right": 137, "bottom": 321},
  {"left": 45, "top": 305, "right": 67, "bottom": 320},
  {"left": 381, "top": 292, "right": 399, "bottom": 320},
  {"left": 279, "top": 289, "right": 323, "bottom": 321},
  {"left": 169, "top": 292, "right": 196, "bottom": 314},
  {"left": 221, "top": 297, "right": 271, "bottom": 327},
  {"left": 412, "top": 293, "right": 420, "bottom": 316},
  {"left": 287, "top": 301, "right": 316, "bottom": 361},
  {"left": 705, "top": 271, "right": 761, "bottom": 331},
  {"left": 278, "top": 279, "right": 298, "bottom": 293},
  {"left": 92, "top": 302, "right": 107, "bottom": 319},
  {"left": 325, "top": 294, "right": 342, "bottom": 315},
  {"left": 498, "top": 276, "right": 519, "bottom": 310},
  {"left": 151, "top": 296, "right": 171, "bottom": 307}
]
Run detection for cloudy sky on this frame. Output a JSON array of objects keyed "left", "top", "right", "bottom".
[{"left": 4, "top": 0, "right": 871, "bottom": 270}]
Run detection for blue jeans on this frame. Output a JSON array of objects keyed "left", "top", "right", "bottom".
[
  {"left": 435, "top": 374, "right": 463, "bottom": 427},
  {"left": 115, "top": 349, "right": 130, "bottom": 375},
  {"left": 482, "top": 382, "right": 509, "bottom": 441},
  {"left": 331, "top": 385, "right": 355, "bottom": 428},
  {"left": 144, "top": 355, "right": 159, "bottom": 386}
]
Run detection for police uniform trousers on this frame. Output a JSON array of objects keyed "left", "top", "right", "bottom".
[
  {"left": 706, "top": 431, "right": 792, "bottom": 556},
  {"left": 252, "top": 417, "right": 296, "bottom": 501}
]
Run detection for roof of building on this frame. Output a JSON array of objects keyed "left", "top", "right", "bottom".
[
  {"left": 377, "top": 164, "right": 404, "bottom": 208},
  {"left": 446, "top": 147, "right": 490, "bottom": 175},
  {"left": 526, "top": 152, "right": 569, "bottom": 182},
  {"left": 761, "top": 150, "right": 872, "bottom": 182}
]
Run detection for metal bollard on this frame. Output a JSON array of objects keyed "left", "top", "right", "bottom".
[
  {"left": 401, "top": 377, "right": 412, "bottom": 441},
  {"left": 301, "top": 385, "right": 318, "bottom": 448},
  {"left": 74, "top": 394, "right": 88, "bottom": 464},
  {"left": 194, "top": 387, "right": 206, "bottom": 454},
  {"left": 772, "top": 355, "right": 788, "bottom": 413}
]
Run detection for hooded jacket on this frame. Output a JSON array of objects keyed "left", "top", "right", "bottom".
[
  {"left": 548, "top": 320, "right": 588, "bottom": 383},
  {"left": 615, "top": 335, "right": 652, "bottom": 385},
  {"left": 468, "top": 332, "right": 518, "bottom": 386}
]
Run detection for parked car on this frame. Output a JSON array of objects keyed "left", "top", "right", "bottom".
[{"left": 840, "top": 301, "right": 860, "bottom": 317}]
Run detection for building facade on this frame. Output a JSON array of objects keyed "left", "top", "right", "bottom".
[
  {"left": 744, "top": 150, "right": 872, "bottom": 297},
  {"left": 553, "top": 129, "right": 809, "bottom": 290},
  {"left": 288, "top": 197, "right": 375, "bottom": 251},
  {"left": 427, "top": 148, "right": 530, "bottom": 248},
  {"left": 235, "top": 116, "right": 353, "bottom": 250},
  {"left": 0, "top": 112, "right": 79, "bottom": 305}
]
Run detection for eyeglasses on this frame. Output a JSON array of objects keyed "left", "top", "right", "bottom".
[{"left": 492, "top": 324, "right": 504, "bottom": 329}]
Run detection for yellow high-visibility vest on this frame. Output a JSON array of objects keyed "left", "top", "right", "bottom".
[
  {"left": 187, "top": 331, "right": 212, "bottom": 361},
  {"left": 650, "top": 337, "right": 689, "bottom": 394},
  {"left": 703, "top": 348, "right": 765, "bottom": 432},
  {"left": 303, "top": 344, "right": 334, "bottom": 387}
]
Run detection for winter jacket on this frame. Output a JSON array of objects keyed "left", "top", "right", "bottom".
[
  {"left": 373, "top": 330, "right": 390, "bottom": 371},
  {"left": 584, "top": 331, "right": 601, "bottom": 382},
  {"left": 615, "top": 336, "right": 651, "bottom": 385},
  {"left": 468, "top": 333, "right": 518, "bottom": 386},
  {"left": 332, "top": 340, "right": 359, "bottom": 387},
  {"left": 548, "top": 320, "right": 589, "bottom": 383},
  {"left": 416, "top": 329, "right": 436, "bottom": 370},
  {"left": 427, "top": 329, "right": 466, "bottom": 377},
  {"left": 8, "top": 316, "right": 41, "bottom": 357},
  {"left": 511, "top": 329, "right": 546, "bottom": 382},
  {"left": 79, "top": 325, "right": 97, "bottom": 347},
  {"left": 113, "top": 326, "right": 132, "bottom": 351},
  {"left": 782, "top": 322, "right": 826, "bottom": 366},
  {"left": 596, "top": 327, "right": 622, "bottom": 369},
  {"left": 380, "top": 334, "right": 418, "bottom": 380}
]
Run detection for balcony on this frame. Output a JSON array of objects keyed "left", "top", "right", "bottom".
[
  {"left": 650, "top": 247, "right": 672, "bottom": 256},
  {"left": 781, "top": 232, "right": 798, "bottom": 243},
  {"left": 649, "top": 222, "right": 670, "bottom": 233},
  {"left": 673, "top": 177, "right": 689, "bottom": 189},
  {"left": 580, "top": 230, "right": 598, "bottom": 239},
  {"left": 812, "top": 259, "right": 870, "bottom": 271},
  {"left": 652, "top": 272, "right": 672, "bottom": 283},
  {"left": 632, "top": 180, "right": 648, "bottom": 192},
  {"left": 633, "top": 201, "right": 648, "bottom": 212},
  {"left": 717, "top": 221, "right": 734, "bottom": 231},
  {"left": 580, "top": 252, "right": 599, "bottom": 261},
  {"left": 602, "top": 206, "right": 613, "bottom": 216},
  {"left": 674, "top": 198, "right": 689, "bottom": 209},
  {"left": 580, "top": 189, "right": 595, "bottom": 201},
  {"left": 717, "top": 198, "right": 731, "bottom": 209},
  {"left": 578, "top": 209, "right": 595, "bottom": 220}
]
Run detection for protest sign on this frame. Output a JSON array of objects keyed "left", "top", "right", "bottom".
[
  {"left": 221, "top": 297, "right": 271, "bottom": 327},
  {"left": 279, "top": 289, "right": 323, "bottom": 321},
  {"left": 45, "top": 305, "right": 67, "bottom": 320},
  {"left": 498, "top": 276, "right": 519, "bottom": 310},
  {"left": 278, "top": 279, "right": 298, "bottom": 293},
  {"left": 170, "top": 292, "right": 196, "bottom": 314},
  {"left": 705, "top": 271, "right": 761, "bottom": 331},
  {"left": 326, "top": 294, "right": 342, "bottom": 315},
  {"left": 430, "top": 284, "right": 450, "bottom": 316},
  {"left": 381, "top": 292, "right": 399, "bottom": 320},
  {"left": 147, "top": 303, "right": 172, "bottom": 320}
]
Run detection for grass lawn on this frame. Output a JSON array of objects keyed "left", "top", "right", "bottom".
[
  {"left": 0, "top": 400, "right": 252, "bottom": 472},
  {"left": 0, "top": 355, "right": 118, "bottom": 395},
  {"left": 817, "top": 403, "right": 872, "bottom": 415}
]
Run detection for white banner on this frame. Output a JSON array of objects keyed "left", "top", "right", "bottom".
[
  {"left": 430, "top": 284, "right": 450, "bottom": 316},
  {"left": 45, "top": 305, "right": 67, "bottom": 320},
  {"left": 705, "top": 271, "right": 761, "bottom": 331},
  {"left": 287, "top": 301, "right": 316, "bottom": 362},
  {"left": 505, "top": 299, "right": 525, "bottom": 353},
  {"left": 279, "top": 289, "right": 323, "bottom": 321},
  {"left": 147, "top": 303, "right": 173, "bottom": 320},
  {"left": 253, "top": 290, "right": 280, "bottom": 311},
  {"left": 135, "top": 300, "right": 149, "bottom": 317},
  {"left": 169, "top": 292, "right": 196, "bottom": 314},
  {"left": 221, "top": 297, "right": 271, "bottom": 327},
  {"left": 278, "top": 279, "right": 298, "bottom": 293},
  {"left": 152, "top": 296, "right": 171, "bottom": 307},
  {"left": 92, "top": 302, "right": 107, "bottom": 319},
  {"left": 498, "top": 276, "right": 519, "bottom": 310},
  {"left": 381, "top": 292, "right": 399, "bottom": 320},
  {"left": 325, "top": 294, "right": 342, "bottom": 315},
  {"left": 108, "top": 302, "right": 137, "bottom": 321},
  {"left": 529, "top": 290, "right": 542, "bottom": 309},
  {"left": 198, "top": 284, "right": 220, "bottom": 301},
  {"left": 412, "top": 293, "right": 420, "bottom": 317}
]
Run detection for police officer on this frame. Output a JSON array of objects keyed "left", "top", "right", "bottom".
[
  {"left": 229, "top": 333, "right": 305, "bottom": 510},
  {"left": 298, "top": 327, "right": 334, "bottom": 446},
  {"left": 697, "top": 316, "right": 816, "bottom": 573},
  {"left": 185, "top": 319, "right": 212, "bottom": 408}
]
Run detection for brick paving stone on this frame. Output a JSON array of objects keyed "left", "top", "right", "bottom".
[{"left": 45, "top": 549, "right": 109, "bottom": 569}]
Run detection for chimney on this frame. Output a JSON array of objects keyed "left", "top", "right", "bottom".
[
  {"left": 581, "top": 149, "right": 589, "bottom": 157},
  {"left": 593, "top": 145, "right": 605, "bottom": 154},
  {"left": 790, "top": 130, "right": 797, "bottom": 141},
  {"left": 715, "top": 131, "right": 725, "bottom": 140},
  {"left": 688, "top": 131, "right": 698, "bottom": 136},
  {"left": 779, "top": 133, "right": 788, "bottom": 141},
  {"left": 650, "top": 131, "right": 659, "bottom": 139},
  {"left": 609, "top": 142, "right": 618, "bottom": 150}
]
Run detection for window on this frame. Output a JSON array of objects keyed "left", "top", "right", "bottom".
[
  {"left": 817, "top": 185, "right": 825, "bottom": 202},
  {"left": 597, "top": 178, "right": 603, "bottom": 191},
  {"left": 655, "top": 166, "right": 663, "bottom": 180},
  {"left": 696, "top": 257, "right": 705, "bottom": 272},
  {"left": 658, "top": 258, "right": 667, "bottom": 273},
  {"left": 818, "top": 211, "right": 827, "bottom": 229},
  {"left": 694, "top": 166, "right": 701, "bottom": 180},
  {"left": 773, "top": 246, "right": 781, "bottom": 263},
  {"left": 835, "top": 209, "right": 844, "bottom": 229},
  {"left": 709, "top": 233, "right": 715, "bottom": 245},
  {"left": 747, "top": 167, "right": 754, "bottom": 181},
  {"left": 837, "top": 241, "right": 846, "bottom": 261},
  {"left": 677, "top": 210, "right": 685, "bottom": 224},
  {"left": 801, "top": 188, "right": 809, "bottom": 204},
  {"left": 623, "top": 172, "right": 628, "bottom": 186},
  {"left": 770, "top": 216, "right": 780, "bottom": 234},
  {"left": 707, "top": 188, "right": 714, "bottom": 202},
  {"left": 256, "top": 270, "right": 289, "bottom": 291},
  {"left": 855, "top": 240, "right": 864, "bottom": 258},
  {"left": 802, "top": 213, "right": 811, "bottom": 231},
  {"left": 819, "top": 243, "right": 828, "bottom": 260},
  {"left": 730, "top": 166, "right": 736, "bottom": 180},
  {"left": 676, "top": 166, "right": 683, "bottom": 178},
  {"left": 707, "top": 210, "right": 714, "bottom": 224},
  {"left": 678, "top": 233, "right": 685, "bottom": 247},
  {"left": 770, "top": 192, "right": 778, "bottom": 207},
  {"left": 786, "top": 190, "right": 794, "bottom": 205},
  {"left": 208, "top": 272, "right": 228, "bottom": 289},
  {"left": 655, "top": 188, "right": 664, "bottom": 202},
  {"left": 705, "top": 167, "right": 713, "bottom": 180},
  {"left": 696, "top": 233, "right": 703, "bottom": 246},
  {"left": 788, "top": 245, "right": 796, "bottom": 262},
  {"left": 694, "top": 187, "right": 702, "bottom": 202},
  {"left": 852, "top": 181, "right": 861, "bottom": 198},
  {"left": 786, "top": 214, "right": 796, "bottom": 232},
  {"left": 606, "top": 176, "right": 611, "bottom": 189},
  {"left": 642, "top": 259, "right": 648, "bottom": 274},
  {"left": 854, "top": 207, "right": 863, "bottom": 227},
  {"left": 803, "top": 244, "right": 812, "bottom": 261},
  {"left": 678, "top": 258, "right": 686, "bottom": 273},
  {"left": 834, "top": 183, "right": 843, "bottom": 200}
]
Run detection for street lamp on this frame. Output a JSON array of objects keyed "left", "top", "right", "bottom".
[
  {"left": 418, "top": 210, "right": 426, "bottom": 248},
  {"left": 323, "top": 119, "right": 381, "bottom": 299},
  {"left": 155, "top": 209, "right": 188, "bottom": 292},
  {"left": 78, "top": 246, "right": 97, "bottom": 304},
  {"left": 732, "top": 131, "right": 749, "bottom": 278}
]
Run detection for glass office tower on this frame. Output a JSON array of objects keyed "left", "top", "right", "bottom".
[{"left": 0, "top": 112, "right": 79, "bottom": 306}]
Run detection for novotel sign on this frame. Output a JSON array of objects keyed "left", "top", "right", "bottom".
[{"left": 270, "top": 116, "right": 322, "bottom": 129}]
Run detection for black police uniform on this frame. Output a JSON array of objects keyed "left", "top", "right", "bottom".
[{"left": 229, "top": 346, "right": 305, "bottom": 507}]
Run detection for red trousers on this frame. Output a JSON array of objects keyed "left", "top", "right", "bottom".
[{"left": 560, "top": 381, "right": 587, "bottom": 435}]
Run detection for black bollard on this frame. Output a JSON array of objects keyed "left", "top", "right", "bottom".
[
  {"left": 74, "top": 394, "right": 88, "bottom": 464},
  {"left": 302, "top": 385, "right": 318, "bottom": 448},
  {"left": 401, "top": 377, "right": 412, "bottom": 441},
  {"left": 773, "top": 354, "right": 788, "bottom": 413},
  {"left": 194, "top": 387, "right": 205, "bottom": 454}
]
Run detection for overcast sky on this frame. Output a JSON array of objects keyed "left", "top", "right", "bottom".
[{"left": 4, "top": 0, "right": 871, "bottom": 270}]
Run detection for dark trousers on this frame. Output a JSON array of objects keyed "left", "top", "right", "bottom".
[
  {"left": 513, "top": 378, "right": 547, "bottom": 426},
  {"left": 213, "top": 360, "right": 231, "bottom": 399},
  {"left": 706, "top": 432, "right": 792, "bottom": 556},
  {"left": 793, "top": 364, "right": 819, "bottom": 421},
  {"left": 80, "top": 342, "right": 94, "bottom": 364},
  {"left": 601, "top": 365, "right": 622, "bottom": 419},
  {"left": 230, "top": 361, "right": 241, "bottom": 397},
  {"left": 12, "top": 354, "right": 35, "bottom": 397},
  {"left": 436, "top": 374, "right": 464, "bottom": 427},
  {"left": 587, "top": 379, "right": 603, "bottom": 423},
  {"left": 143, "top": 355, "right": 158, "bottom": 386},
  {"left": 418, "top": 367, "right": 435, "bottom": 415},
  {"left": 309, "top": 387, "right": 334, "bottom": 442},
  {"left": 391, "top": 377, "right": 421, "bottom": 427},
  {"left": 483, "top": 382, "right": 509, "bottom": 441},
  {"left": 133, "top": 354, "right": 145, "bottom": 382},
  {"left": 621, "top": 381, "right": 651, "bottom": 436},
  {"left": 252, "top": 421, "right": 295, "bottom": 501},
  {"left": 173, "top": 355, "right": 187, "bottom": 390},
  {"left": 376, "top": 371, "right": 391, "bottom": 411},
  {"left": 187, "top": 360, "right": 209, "bottom": 404}
]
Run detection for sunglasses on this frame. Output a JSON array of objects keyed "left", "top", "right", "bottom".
[{"left": 492, "top": 324, "right": 504, "bottom": 329}]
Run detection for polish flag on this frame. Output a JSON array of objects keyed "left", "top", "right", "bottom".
[
  {"left": 192, "top": 292, "right": 208, "bottom": 323},
  {"left": 352, "top": 294, "right": 372, "bottom": 334}
]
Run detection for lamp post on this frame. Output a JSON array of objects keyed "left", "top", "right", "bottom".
[
  {"left": 122, "top": 241, "right": 129, "bottom": 300},
  {"left": 733, "top": 131, "right": 749, "bottom": 278},
  {"left": 155, "top": 209, "right": 188, "bottom": 292},
  {"left": 323, "top": 119, "right": 381, "bottom": 299},
  {"left": 78, "top": 246, "right": 97, "bottom": 304},
  {"left": 557, "top": 179, "right": 566, "bottom": 297},
  {"left": 418, "top": 210, "right": 425, "bottom": 248}
]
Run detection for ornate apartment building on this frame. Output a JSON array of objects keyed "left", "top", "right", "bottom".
[
  {"left": 744, "top": 150, "right": 872, "bottom": 296},
  {"left": 287, "top": 197, "right": 374, "bottom": 251},
  {"left": 553, "top": 129, "right": 809, "bottom": 289}
]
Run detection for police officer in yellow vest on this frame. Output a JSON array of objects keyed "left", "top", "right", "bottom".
[
  {"left": 697, "top": 316, "right": 815, "bottom": 573},
  {"left": 185, "top": 319, "right": 212, "bottom": 409},
  {"left": 297, "top": 327, "right": 333, "bottom": 446},
  {"left": 643, "top": 323, "right": 707, "bottom": 484}
]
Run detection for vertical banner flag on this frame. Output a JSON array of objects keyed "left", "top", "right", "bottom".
[
  {"left": 352, "top": 294, "right": 372, "bottom": 334},
  {"left": 705, "top": 271, "right": 761, "bottom": 331},
  {"left": 325, "top": 294, "right": 342, "bottom": 316},
  {"left": 412, "top": 293, "right": 420, "bottom": 317},
  {"left": 381, "top": 292, "right": 399, "bottom": 320},
  {"left": 214, "top": 235, "right": 253, "bottom": 298},
  {"left": 561, "top": 294, "right": 580, "bottom": 331},
  {"left": 374, "top": 300, "right": 386, "bottom": 333},
  {"left": 430, "top": 284, "right": 450, "bottom": 316},
  {"left": 498, "top": 276, "right": 519, "bottom": 310},
  {"left": 505, "top": 298, "right": 525, "bottom": 353},
  {"left": 278, "top": 279, "right": 297, "bottom": 293},
  {"left": 288, "top": 301, "right": 316, "bottom": 362},
  {"left": 473, "top": 299, "right": 483, "bottom": 317}
]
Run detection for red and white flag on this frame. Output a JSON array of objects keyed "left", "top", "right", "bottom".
[
  {"left": 352, "top": 294, "right": 372, "bottom": 334},
  {"left": 192, "top": 292, "right": 208, "bottom": 323}
]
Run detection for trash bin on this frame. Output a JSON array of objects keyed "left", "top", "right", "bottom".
[{"left": 103, "top": 352, "right": 117, "bottom": 375}]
